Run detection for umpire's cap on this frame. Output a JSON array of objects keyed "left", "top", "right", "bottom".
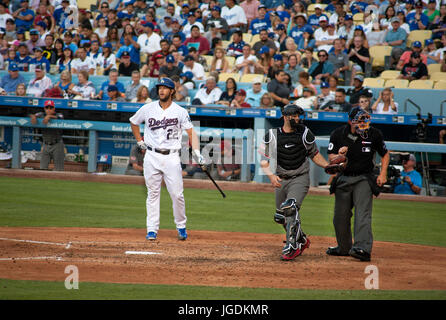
[
  {"left": 282, "top": 104, "right": 305, "bottom": 117},
  {"left": 156, "top": 77, "right": 175, "bottom": 90}
]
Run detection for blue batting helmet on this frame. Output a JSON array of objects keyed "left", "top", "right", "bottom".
[{"left": 156, "top": 77, "right": 175, "bottom": 89}]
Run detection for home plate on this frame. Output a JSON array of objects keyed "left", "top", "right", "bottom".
[{"left": 125, "top": 251, "right": 162, "bottom": 255}]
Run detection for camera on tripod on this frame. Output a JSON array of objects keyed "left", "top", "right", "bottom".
[
  {"left": 415, "top": 113, "right": 432, "bottom": 142},
  {"left": 376, "top": 152, "right": 411, "bottom": 193}
]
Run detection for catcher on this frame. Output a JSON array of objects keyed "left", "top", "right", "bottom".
[
  {"left": 260, "top": 104, "right": 330, "bottom": 261},
  {"left": 326, "top": 107, "right": 389, "bottom": 261}
]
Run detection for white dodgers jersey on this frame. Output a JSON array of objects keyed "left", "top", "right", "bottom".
[{"left": 129, "top": 101, "right": 193, "bottom": 150}]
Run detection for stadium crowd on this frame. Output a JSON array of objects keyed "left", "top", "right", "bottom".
[{"left": 0, "top": 0, "right": 445, "bottom": 114}]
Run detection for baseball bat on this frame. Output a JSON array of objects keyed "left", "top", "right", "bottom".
[{"left": 203, "top": 169, "right": 226, "bottom": 198}]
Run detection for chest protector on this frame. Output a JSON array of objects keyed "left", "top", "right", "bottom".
[{"left": 275, "top": 127, "right": 308, "bottom": 170}]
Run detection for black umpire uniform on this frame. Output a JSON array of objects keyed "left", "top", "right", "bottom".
[{"left": 327, "top": 107, "right": 389, "bottom": 261}]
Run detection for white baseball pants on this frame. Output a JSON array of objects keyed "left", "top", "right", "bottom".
[{"left": 143, "top": 150, "right": 187, "bottom": 233}]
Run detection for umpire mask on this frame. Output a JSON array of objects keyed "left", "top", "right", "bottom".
[{"left": 349, "top": 107, "right": 371, "bottom": 139}]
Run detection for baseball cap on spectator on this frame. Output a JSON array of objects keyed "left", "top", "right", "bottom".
[
  {"left": 314, "top": 4, "right": 323, "bottom": 9},
  {"left": 171, "top": 18, "right": 179, "bottom": 23},
  {"left": 412, "top": 41, "right": 422, "bottom": 48},
  {"left": 29, "top": 29, "right": 39, "bottom": 35},
  {"left": 184, "top": 55, "right": 194, "bottom": 62},
  {"left": 35, "top": 64, "right": 44, "bottom": 71},
  {"left": 411, "top": 51, "right": 421, "bottom": 58},
  {"left": 36, "top": 21, "right": 47, "bottom": 29},
  {"left": 44, "top": 100, "right": 55, "bottom": 108},
  {"left": 166, "top": 54, "right": 175, "bottom": 63},
  {"left": 182, "top": 3, "right": 189, "bottom": 7},
  {"left": 320, "top": 81, "right": 330, "bottom": 88},
  {"left": 17, "top": 29, "right": 25, "bottom": 34},
  {"left": 355, "top": 25, "right": 364, "bottom": 31},
  {"left": 390, "top": 17, "right": 400, "bottom": 23},
  {"left": 415, "top": 1, "right": 423, "bottom": 7},
  {"left": 258, "top": 4, "right": 267, "bottom": 9},
  {"left": 20, "top": 0, "right": 29, "bottom": 2},
  {"left": 253, "top": 77, "right": 263, "bottom": 84},
  {"left": 425, "top": 39, "right": 434, "bottom": 46},
  {"left": 121, "top": 51, "right": 130, "bottom": 57},
  {"left": 303, "top": 25, "right": 314, "bottom": 34},
  {"left": 8, "top": 62, "right": 19, "bottom": 72},
  {"left": 163, "top": 15, "right": 172, "bottom": 20},
  {"left": 344, "top": 14, "right": 353, "bottom": 20},
  {"left": 319, "top": 16, "right": 328, "bottom": 22},
  {"left": 18, "top": 42, "right": 27, "bottom": 48},
  {"left": 212, "top": 6, "right": 221, "bottom": 12},
  {"left": 273, "top": 54, "right": 283, "bottom": 61},
  {"left": 328, "top": 23, "right": 335, "bottom": 28},
  {"left": 80, "top": 39, "right": 91, "bottom": 46},
  {"left": 295, "top": 13, "right": 307, "bottom": 20},
  {"left": 155, "top": 53, "right": 164, "bottom": 59},
  {"left": 33, "top": 47, "right": 43, "bottom": 52},
  {"left": 180, "top": 71, "right": 194, "bottom": 79},
  {"left": 259, "top": 46, "right": 270, "bottom": 54},
  {"left": 354, "top": 74, "right": 364, "bottom": 82},
  {"left": 236, "top": 89, "right": 246, "bottom": 96},
  {"left": 276, "top": 24, "right": 285, "bottom": 31},
  {"left": 63, "top": 46, "right": 72, "bottom": 52},
  {"left": 103, "top": 42, "right": 112, "bottom": 49},
  {"left": 144, "top": 22, "right": 154, "bottom": 29},
  {"left": 0, "top": 28, "right": 5, "bottom": 34},
  {"left": 108, "top": 85, "right": 118, "bottom": 92},
  {"left": 409, "top": 154, "right": 416, "bottom": 162}
]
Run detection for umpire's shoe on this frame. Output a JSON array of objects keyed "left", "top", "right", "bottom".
[
  {"left": 177, "top": 228, "right": 187, "bottom": 241},
  {"left": 326, "top": 246, "right": 350, "bottom": 256},
  {"left": 349, "top": 247, "right": 371, "bottom": 262}
]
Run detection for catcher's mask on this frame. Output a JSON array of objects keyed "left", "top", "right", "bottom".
[
  {"left": 349, "top": 107, "right": 371, "bottom": 139},
  {"left": 282, "top": 104, "right": 305, "bottom": 129}
]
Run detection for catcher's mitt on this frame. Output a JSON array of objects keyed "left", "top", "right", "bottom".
[{"left": 325, "top": 155, "right": 347, "bottom": 175}]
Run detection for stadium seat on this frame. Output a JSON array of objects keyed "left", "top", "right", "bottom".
[
  {"left": 221, "top": 40, "right": 231, "bottom": 48},
  {"left": 240, "top": 74, "right": 265, "bottom": 83},
  {"left": 219, "top": 73, "right": 240, "bottom": 82},
  {"left": 429, "top": 72, "right": 446, "bottom": 82},
  {"left": 380, "top": 70, "right": 401, "bottom": 80},
  {"left": 307, "top": 3, "right": 327, "bottom": 15},
  {"left": 433, "top": 80, "right": 446, "bottom": 89},
  {"left": 385, "top": 79, "right": 409, "bottom": 88},
  {"left": 249, "top": 34, "right": 260, "bottom": 46},
  {"left": 363, "top": 77, "right": 385, "bottom": 88},
  {"left": 407, "top": 30, "right": 432, "bottom": 48},
  {"left": 242, "top": 33, "right": 252, "bottom": 43},
  {"left": 408, "top": 80, "right": 434, "bottom": 89},
  {"left": 428, "top": 63, "right": 442, "bottom": 75},
  {"left": 369, "top": 46, "right": 392, "bottom": 69},
  {"left": 226, "top": 56, "right": 236, "bottom": 69},
  {"left": 202, "top": 55, "right": 213, "bottom": 66},
  {"left": 433, "top": 80, "right": 446, "bottom": 90},
  {"left": 353, "top": 13, "right": 364, "bottom": 25},
  {"left": 77, "top": 0, "right": 96, "bottom": 9}
]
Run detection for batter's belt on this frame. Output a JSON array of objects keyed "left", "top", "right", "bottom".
[{"left": 147, "top": 146, "right": 179, "bottom": 155}]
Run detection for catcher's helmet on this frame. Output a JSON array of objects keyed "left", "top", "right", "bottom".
[
  {"left": 156, "top": 77, "right": 175, "bottom": 90},
  {"left": 282, "top": 104, "right": 305, "bottom": 117}
]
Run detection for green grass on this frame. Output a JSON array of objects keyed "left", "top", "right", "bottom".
[
  {"left": 0, "top": 177, "right": 445, "bottom": 247},
  {"left": 0, "top": 279, "right": 445, "bottom": 300}
]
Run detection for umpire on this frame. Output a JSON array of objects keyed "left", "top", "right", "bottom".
[
  {"left": 30, "top": 100, "right": 65, "bottom": 171},
  {"left": 260, "top": 104, "right": 329, "bottom": 261},
  {"left": 326, "top": 107, "right": 389, "bottom": 261}
]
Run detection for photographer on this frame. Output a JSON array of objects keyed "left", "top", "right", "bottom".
[{"left": 394, "top": 154, "right": 422, "bottom": 195}]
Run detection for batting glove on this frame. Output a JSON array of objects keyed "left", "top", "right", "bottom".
[
  {"left": 137, "top": 140, "right": 147, "bottom": 150},
  {"left": 192, "top": 149, "right": 206, "bottom": 167}
]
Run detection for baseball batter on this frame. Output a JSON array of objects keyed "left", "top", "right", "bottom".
[
  {"left": 129, "top": 77, "right": 203, "bottom": 241},
  {"left": 260, "top": 104, "right": 329, "bottom": 261}
]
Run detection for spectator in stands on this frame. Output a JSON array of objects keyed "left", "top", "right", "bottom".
[
  {"left": 267, "top": 69, "right": 292, "bottom": 108},
  {"left": 27, "top": 64, "right": 52, "bottom": 97},
  {"left": 98, "top": 42, "right": 116, "bottom": 76},
  {"left": 431, "top": 4, "right": 446, "bottom": 38},
  {"left": 249, "top": 5, "right": 271, "bottom": 36},
  {"left": 170, "top": 75, "right": 188, "bottom": 102},
  {"left": 192, "top": 76, "right": 223, "bottom": 105},
  {"left": 434, "top": 33, "right": 446, "bottom": 62},
  {"left": 30, "top": 47, "right": 50, "bottom": 73},
  {"left": 107, "top": 85, "right": 126, "bottom": 102},
  {"left": 209, "top": 47, "right": 230, "bottom": 72},
  {"left": 252, "top": 29, "right": 276, "bottom": 59},
  {"left": 423, "top": 39, "right": 442, "bottom": 64},
  {"left": 394, "top": 154, "right": 422, "bottom": 195},
  {"left": 407, "top": 1, "right": 429, "bottom": 31},
  {"left": 308, "top": 49, "right": 334, "bottom": 85},
  {"left": 229, "top": 89, "right": 251, "bottom": 108},
  {"left": 94, "top": 17, "right": 108, "bottom": 44},
  {"left": 217, "top": 77, "right": 237, "bottom": 106},
  {"left": 12, "top": 0, "right": 35, "bottom": 31},
  {"left": 54, "top": 70, "right": 75, "bottom": 98},
  {"left": 188, "top": 47, "right": 209, "bottom": 71},
  {"left": 245, "top": 76, "right": 267, "bottom": 108},
  {"left": 183, "top": 25, "right": 210, "bottom": 55},
  {"left": 267, "top": 54, "right": 285, "bottom": 80},
  {"left": 329, "top": 2, "right": 346, "bottom": 25},
  {"left": 297, "top": 26, "right": 315, "bottom": 52},
  {"left": 383, "top": 17, "right": 408, "bottom": 69},
  {"left": 300, "top": 47, "right": 317, "bottom": 69},
  {"left": 70, "top": 70, "right": 96, "bottom": 99},
  {"left": 183, "top": 10, "right": 205, "bottom": 37},
  {"left": 204, "top": 6, "right": 229, "bottom": 41},
  {"left": 117, "top": 50, "right": 139, "bottom": 77},
  {"left": 56, "top": 46, "right": 73, "bottom": 73},
  {"left": 170, "top": 34, "right": 189, "bottom": 59},
  {"left": 95, "top": 69, "right": 125, "bottom": 100},
  {"left": 372, "top": 87, "right": 398, "bottom": 114},
  {"left": 0, "top": 63, "right": 25, "bottom": 95},
  {"left": 313, "top": 81, "right": 335, "bottom": 110},
  {"left": 259, "top": 92, "right": 274, "bottom": 108},
  {"left": 348, "top": 36, "right": 370, "bottom": 86},
  {"left": 289, "top": 13, "right": 308, "bottom": 44},
  {"left": 396, "top": 41, "right": 428, "bottom": 70},
  {"left": 226, "top": 30, "right": 246, "bottom": 58},
  {"left": 215, "top": 140, "right": 241, "bottom": 181},
  {"left": 125, "top": 143, "right": 145, "bottom": 176},
  {"left": 294, "top": 87, "right": 317, "bottom": 110},
  {"left": 159, "top": 54, "right": 182, "bottom": 78},
  {"left": 71, "top": 46, "right": 95, "bottom": 75},
  {"left": 131, "top": 85, "right": 152, "bottom": 104},
  {"left": 15, "top": 43, "right": 32, "bottom": 72},
  {"left": 315, "top": 19, "right": 337, "bottom": 53},
  {"left": 62, "top": 32, "right": 78, "bottom": 54},
  {"left": 380, "top": 5, "right": 397, "bottom": 30},
  {"left": 221, "top": 0, "right": 247, "bottom": 39},
  {"left": 320, "top": 88, "right": 352, "bottom": 113},
  {"left": 367, "top": 22, "right": 387, "bottom": 47},
  {"left": 328, "top": 76, "right": 338, "bottom": 93},
  {"left": 358, "top": 94, "right": 373, "bottom": 113},
  {"left": 337, "top": 14, "right": 355, "bottom": 41},
  {"left": 116, "top": 33, "right": 141, "bottom": 65},
  {"left": 181, "top": 54, "right": 205, "bottom": 80},
  {"left": 234, "top": 43, "right": 258, "bottom": 75},
  {"left": 329, "top": 38, "right": 350, "bottom": 83},
  {"left": 398, "top": 51, "right": 429, "bottom": 80},
  {"left": 124, "top": 70, "right": 143, "bottom": 102},
  {"left": 25, "top": 28, "right": 44, "bottom": 53},
  {"left": 308, "top": 4, "right": 328, "bottom": 29},
  {"left": 4, "top": 18, "right": 16, "bottom": 42},
  {"left": 15, "top": 83, "right": 26, "bottom": 96},
  {"left": 180, "top": 71, "right": 196, "bottom": 90},
  {"left": 284, "top": 53, "right": 304, "bottom": 87},
  {"left": 137, "top": 22, "right": 161, "bottom": 55},
  {"left": 347, "top": 75, "right": 373, "bottom": 107}
]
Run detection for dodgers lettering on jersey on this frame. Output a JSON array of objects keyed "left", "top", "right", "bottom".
[
  {"left": 129, "top": 101, "right": 193, "bottom": 150},
  {"left": 250, "top": 18, "right": 271, "bottom": 35}
]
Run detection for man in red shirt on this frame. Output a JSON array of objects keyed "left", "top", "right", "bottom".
[
  {"left": 230, "top": 89, "right": 252, "bottom": 108},
  {"left": 183, "top": 25, "right": 210, "bottom": 55},
  {"left": 396, "top": 41, "right": 428, "bottom": 70}
]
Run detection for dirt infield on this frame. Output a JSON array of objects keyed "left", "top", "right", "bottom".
[{"left": 1, "top": 227, "right": 445, "bottom": 291}]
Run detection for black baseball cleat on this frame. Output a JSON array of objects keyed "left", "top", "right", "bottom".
[
  {"left": 349, "top": 248, "right": 371, "bottom": 261},
  {"left": 326, "top": 246, "right": 350, "bottom": 256}
]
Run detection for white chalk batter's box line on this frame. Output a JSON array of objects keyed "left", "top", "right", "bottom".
[{"left": 0, "top": 256, "right": 63, "bottom": 261}]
